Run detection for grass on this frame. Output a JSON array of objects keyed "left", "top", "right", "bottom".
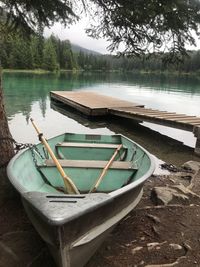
[{"left": 2, "top": 69, "right": 51, "bottom": 74}]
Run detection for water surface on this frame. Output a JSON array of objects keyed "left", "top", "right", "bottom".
[{"left": 3, "top": 72, "right": 200, "bottom": 163}]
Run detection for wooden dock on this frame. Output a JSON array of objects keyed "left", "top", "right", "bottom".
[
  {"left": 50, "top": 91, "right": 200, "bottom": 155},
  {"left": 109, "top": 107, "right": 200, "bottom": 131},
  {"left": 51, "top": 91, "right": 143, "bottom": 116}
]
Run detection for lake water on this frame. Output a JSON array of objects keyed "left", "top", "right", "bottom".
[{"left": 2, "top": 71, "right": 200, "bottom": 165}]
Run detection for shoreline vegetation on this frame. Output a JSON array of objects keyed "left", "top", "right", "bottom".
[
  {"left": 1, "top": 33, "right": 200, "bottom": 77},
  {"left": 3, "top": 68, "right": 200, "bottom": 78}
]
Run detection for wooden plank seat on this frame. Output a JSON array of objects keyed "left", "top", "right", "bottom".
[
  {"left": 41, "top": 159, "right": 137, "bottom": 170},
  {"left": 55, "top": 142, "right": 128, "bottom": 161},
  {"left": 56, "top": 142, "right": 124, "bottom": 149}
]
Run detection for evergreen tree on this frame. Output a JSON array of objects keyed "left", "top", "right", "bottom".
[
  {"left": 61, "top": 40, "right": 73, "bottom": 69},
  {"left": 77, "top": 51, "right": 85, "bottom": 69},
  {"left": 31, "top": 35, "right": 41, "bottom": 68},
  {"left": 8, "top": 35, "right": 33, "bottom": 69},
  {"left": 37, "top": 23, "right": 44, "bottom": 67},
  {"left": 30, "top": 25, "right": 44, "bottom": 68},
  {"left": 42, "top": 38, "right": 58, "bottom": 71}
]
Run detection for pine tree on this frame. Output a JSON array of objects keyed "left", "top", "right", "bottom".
[{"left": 42, "top": 38, "right": 58, "bottom": 71}]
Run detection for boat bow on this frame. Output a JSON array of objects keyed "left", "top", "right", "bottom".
[{"left": 22, "top": 191, "right": 112, "bottom": 225}]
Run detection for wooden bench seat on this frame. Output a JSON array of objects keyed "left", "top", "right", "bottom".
[
  {"left": 41, "top": 159, "right": 137, "bottom": 170},
  {"left": 56, "top": 142, "right": 123, "bottom": 149}
]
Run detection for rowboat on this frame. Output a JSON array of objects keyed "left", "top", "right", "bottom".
[{"left": 7, "top": 132, "right": 155, "bottom": 267}]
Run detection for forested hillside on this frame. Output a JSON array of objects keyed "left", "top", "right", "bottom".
[{"left": 1, "top": 33, "right": 200, "bottom": 74}]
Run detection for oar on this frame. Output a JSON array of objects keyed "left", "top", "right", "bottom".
[
  {"left": 89, "top": 144, "right": 123, "bottom": 193},
  {"left": 30, "top": 118, "right": 79, "bottom": 195}
]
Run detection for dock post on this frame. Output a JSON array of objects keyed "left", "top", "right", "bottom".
[{"left": 193, "top": 126, "right": 200, "bottom": 156}]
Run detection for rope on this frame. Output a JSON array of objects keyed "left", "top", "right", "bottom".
[
  {"left": 0, "top": 137, "right": 32, "bottom": 152},
  {"left": 160, "top": 163, "right": 194, "bottom": 173}
]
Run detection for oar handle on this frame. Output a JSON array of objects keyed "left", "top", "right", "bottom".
[
  {"left": 30, "top": 118, "right": 40, "bottom": 135},
  {"left": 30, "top": 119, "right": 80, "bottom": 194}
]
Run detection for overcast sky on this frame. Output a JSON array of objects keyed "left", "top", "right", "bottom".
[
  {"left": 44, "top": 18, "right": 110, "bottom": 54},
  {"left": 44, "top": 17, "right": 200, "bottom": 54}
]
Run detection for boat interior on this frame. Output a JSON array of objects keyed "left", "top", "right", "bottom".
[{"left": 11, "top": 133, "right": 151, "bottom": 194}]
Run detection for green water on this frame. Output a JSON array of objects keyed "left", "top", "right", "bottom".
[{"left": 2, "top": 71, "right": 200, "bottom": 164}]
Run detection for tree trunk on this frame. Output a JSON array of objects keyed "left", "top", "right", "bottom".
[{"left": 0, "top": 69, "right": 16, "bottom": 204}]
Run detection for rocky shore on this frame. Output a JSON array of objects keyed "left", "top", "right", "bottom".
[
  {"left": 1, "top": 161, "right": 200, "bottom": 267},
  {"left": 87, "top": 160, "right": 200, "bottom": 267}
]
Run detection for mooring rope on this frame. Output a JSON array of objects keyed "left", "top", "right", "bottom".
[{"left": 160, "top": 163, "right": 194, "bottom": 173}]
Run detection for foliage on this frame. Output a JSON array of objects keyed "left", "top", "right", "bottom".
[
  {"left": 0, "top": 33, "right": 110, "bottom": 71},
  {"left": 2, "top": 32, "right": 200, "bottom": 73},
  {"left": 88, "top": 0, "right": 200, "bottom": 61},
  {"left": 1, "top": 0, "right": 200, "bottom": 69},
  {"left": 43, "top": 38, "right": 58, "bottom": 71},
  {"left": 0, "top": 0, "right": 80, "bottom": 35},
  {"left": 0, "top": 33, "right": 79, "bottom": 71},
  {"left": 1, "top": 0, "right": 200, "bottom": 61}
]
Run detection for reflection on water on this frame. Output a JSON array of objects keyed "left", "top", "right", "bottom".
[
  {"left": 2, "top": 71, "right": 200, "bottom": 155},
  {"left": 3, "top": 72, "right": 200, "bottom": 119},
  {"left": 52, "top": 102, "right": 200, "bottom": 167}
]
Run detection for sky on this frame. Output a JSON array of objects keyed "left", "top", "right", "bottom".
[
  {"left": 44, "top": 18, "right": 110, "bottom": 54},
  {"left": 44, "top": 17, "right": 200, "bottom": 55}
]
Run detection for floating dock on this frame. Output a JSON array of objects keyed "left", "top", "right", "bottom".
[
  {"left": 50, "top": 91, "right": 143, "bottom": 116},
  {"left": 50, "top": 91, "right": 200, "bottom": 155}
]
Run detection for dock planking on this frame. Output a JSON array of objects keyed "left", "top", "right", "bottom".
[
  {"left": 50, "top": 91, "right": 200, "bottom": 155},
  {"left": 109, "top": 107, "right": 200, "bottom": 131},
  {"left": 51, "top": 91, "right": 143, "bottom": 116}
]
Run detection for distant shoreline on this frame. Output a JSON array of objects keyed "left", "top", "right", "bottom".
[{"left": 2, "top": 68, "right": 200, "bottom": 78}]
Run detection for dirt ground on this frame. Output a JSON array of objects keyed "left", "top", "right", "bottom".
[{"left": 1, "top": 162, "right": 200, "bottom": 267}]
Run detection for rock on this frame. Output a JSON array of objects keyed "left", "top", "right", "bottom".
[
  {"left": 183, "top": 242, "right": 192, "bottom": 251},
  {"left": 139, "top": 260, "right": 145, "bottom": 265},
  {"left": 172, "top": 184, "right": 200, "bottom": 198},
  {"left": 151, "top": 186, "right": 189, "bottom": 205},
  {"left": 182, "top": 161, "right": 200, "bottom": 174},
  {"left": 147, "top": 242, "right": 160, "bottom": 251},
  {"left": 169, "top": 243, "right": 183, "bottom": 250},
  {"left": 131, "top": 246, "right": 143, "bottom": 255},
  {"left": 151, "top": 187, "right": 173, "bottom": 205}
]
